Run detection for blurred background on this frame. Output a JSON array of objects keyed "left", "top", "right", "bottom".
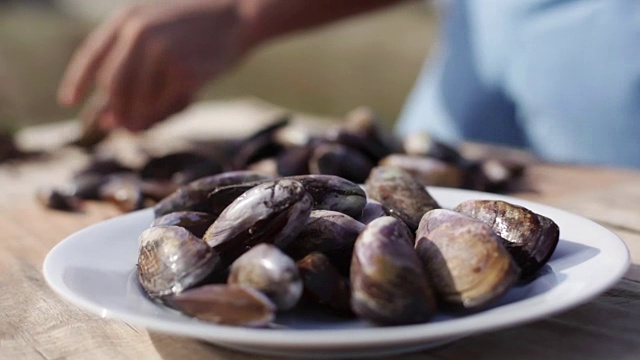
[{"left": 0, "top": 0, "right": 439, "bottom": 132}]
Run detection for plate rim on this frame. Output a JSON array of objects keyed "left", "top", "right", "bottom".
[{"left": 42, "top": 187, "right": 630, "bottom": 350}]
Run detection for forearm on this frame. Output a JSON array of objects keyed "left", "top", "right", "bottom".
[{"left": 238, "top": 0, "right": 409, "bottom": 47}]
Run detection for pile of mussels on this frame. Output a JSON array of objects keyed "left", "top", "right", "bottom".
[
  {"left": 37, "top": 107, "right": 524, "bottom": 213},
  {"left": 138, "top": 166, "right": 559, "bottom": 327}
]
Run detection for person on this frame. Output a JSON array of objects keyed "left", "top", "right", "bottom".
[{"left": 58, "top": 0, "right": 640, "bottom": 168}]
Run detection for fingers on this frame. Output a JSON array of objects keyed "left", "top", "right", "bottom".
[
  {"left": 128, "top": 37, "right": 166, "bottom": 127},
  {"left": 58, "top": 7, "right": 137, "bottom": 106},
  {"left": 120, "top": 94, "right": 193, "bottom": 133},
  {"left": 96, "top": 24, "right": 144, "bottom": 120}
]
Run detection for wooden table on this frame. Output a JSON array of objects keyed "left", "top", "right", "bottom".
[{"left": 2, "top": 100, "right": 639, "bottom": 360}]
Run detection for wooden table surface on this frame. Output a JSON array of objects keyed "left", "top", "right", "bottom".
[{"left": 2, "top": 100, "right": 639, "bottom": 360}]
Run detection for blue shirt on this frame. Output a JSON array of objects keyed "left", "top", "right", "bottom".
[{"left": 396, "top": 0, "right": 640, "bottom": 168}]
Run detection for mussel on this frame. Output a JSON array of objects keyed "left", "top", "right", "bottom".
[
  {"left": 454, "top": 200, "right": 560, "bottom": 278},
  {"left": 296, "top": 252, "right": 352, "bottom": 316},
  {"left": 36, "top": 186, "right": 83, "bottom": 212},
  {"left": 328, "top": 106, "right": 397, "bottom": 162},
  {"left": 308, "top": 143, "right": 374, "bottom": 184},
  {"left": 206, "top": 180, "right": 267, "bottom": 217},
  {"left": 364, "top": 166, "right": 440, "bottom": 232},
  {"left": 137, "top": 225, "right": 220, "bottom": 298},
  {"left": 166, "top": 284, "right": 276, "bottom": 327},
  {"left": 402, "top": 131, "right": 463, "bottom": 163},
  {"left": 154, "top": 171, "right": 273, "bottom": 217},
  {"left": 350, "top": 216, "right": 437, "bottom": 325},
  {"left": 202, "top": 179, "right": 312, "bottom": 264},
  {"left": 378, "top": 154, "right": 465, "bottom": 188},
  {"left": 285, "top": 210, "right": 365, "bottom": 275},
  {"left": 358, "top": 200, "right": 388, "bottom": 225},
  {"left": 228, "top": 243, "right": 303, "bottom": 311},
  {"left": 98, "top": 173, "right": 146, "bottom": 212},
  {"left": 150, "top": 211, "right": 216, "bottom": 238},
  {"left": 288, "top": 174, "right": 366, "bottom": 219},
  {"left": 415, "top": 210, "right": 520, "bottom": 310},
  {"left": 140, "top": 151, "right": 222, "bottom": 184}
]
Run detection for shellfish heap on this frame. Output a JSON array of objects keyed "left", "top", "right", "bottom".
[
  {"left": 37, "top": 106, "right": 524, "bottom": 213},
  {"left": 137, "top": 167, "right": 559, "bottom": 327}
]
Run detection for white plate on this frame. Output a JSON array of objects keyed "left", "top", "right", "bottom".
[{"left": 43, "top": 187, "right": 629, "bottom": 358}]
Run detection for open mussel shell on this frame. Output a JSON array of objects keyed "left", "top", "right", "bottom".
[
  {"left": 364, "top": 166, "right": 440, "bottom": 232},
  {"left": 454, "top": 200, "right": 560, "bottom": 278},
  {"left": 228, "top": 243, "right": 303, "bottom": 311},
  {"left": 287, "top": 174, "right": 366, "bottom": 219},
  {"left": 351, "top": 216, "right": 437, "bottom": 325},
  {"left": 150, "top": 211, "right": 216, "bottom": 238},
  {"left": 285, "top": 210, "right": 365, "bottom": 275},
  {"left": 166, "top": 284, "right": 276, "bottom": 327},
  {"left": 378, "top": 154, "right": 465, "bottom": 188},
  {"left": 415, "top": 214, "right": 520, "bottom": 310},
  {"left": 137, "top": 226, "right": 220, "bottom": 298},
  {"left": 153, "top": 171, "right": 273, "bottom": 217},
  {"left": 202, "top": 179, "right": 312, "bottom": 264},
  {"left": 297, "top": 252, "right": 353, "bottom": 316}
]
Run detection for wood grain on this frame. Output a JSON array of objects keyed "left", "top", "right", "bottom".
[{"left": 1, "top": 99, "right": 639, "bottom": 360}]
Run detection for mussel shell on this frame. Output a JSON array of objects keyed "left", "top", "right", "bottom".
[
  {"left": 276, "top": 145, "right": 312, "bottom": 176},
  {"left": 74, "top": 158, "right": 133, "bottom": 177},
  {"left": 65, "top": 173, "right": 106, "bottom": 200},
  {"left": 350, "top": 216, "right": 437, "bottom": 325},
  {"left": 172, "top": 158, "right": 225, "bottom": 185},
  {"left": 228, "top": 243, "right": 302, "bottom": 311},
  {"left": 140, "top": 152, "right": 220, "bottom": 182},
  {"left": 137, "top": 225, "right": 220, "bottom": 298},
  {"left": 206, "top": 180, "right": 266, "bottom": 218},
  {"left": 36, "top": 186, "right": 83, "bottom": 212},
  {"left": 202, "top": 179, "right": 312, "bottom": 264},
  {"left": 358, "top": 200, "right": 388, "bottom": 225},
  {"left": 308, "top": 143, "right": 374, "bottom": 184},
  {"left": 454, "top": 200, "right": 560, "bottom": 278},
  {"left": 328, "top": 106, "right": 398, "bottom": 162},
  {"left": 415, "top": 217, "right": 520, "bottom": 310},
  {"left": 247, "top": 157, "right": 279, "bottom": 177},
  {"left": 153, "top": 171, "right": 273, "bottom": 217},
  {"left": 166, "top": 284, "right": 275, "bottom": 327},
  {"left": 378, "top": 154, "right": 465, "bottom": 188},
  {"left": 232, "top": 116, "right": 289, "bottom": 169},
  {"left": 416, "top": 208, "right": 475, "bottom": 237},
  {"left": 285, "top": 210, "right": 365, "bottom": 275},
  {"left": 98, "top": 173, "right": 146, "bottom": 212},
  {"left": 151, "top": 211, "right": 216, "bottom": 238},
  {"left": 287, "top": 174, "right": 366, "bottom": 219},
  {"left": 296, "top": 252, "right": 352, "bottom": 316},
  {"left": 139, "top": 179, "right": 179, "bottom": 202},
  {"left": 328, "top": 131, "right": 391, "bottom": 164},
  {"left": 402, "top": 131, "right": 463, "bottom": 164},
  {"left": 364, "top": 166, "right": 440, "bottom": 232},
  {"left": 461, "top": 159, "right": 525, "bottom": 192}
]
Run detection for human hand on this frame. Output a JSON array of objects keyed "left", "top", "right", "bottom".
[{"left": 58, "top": 0, "right": 255, "bottom": 131}]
